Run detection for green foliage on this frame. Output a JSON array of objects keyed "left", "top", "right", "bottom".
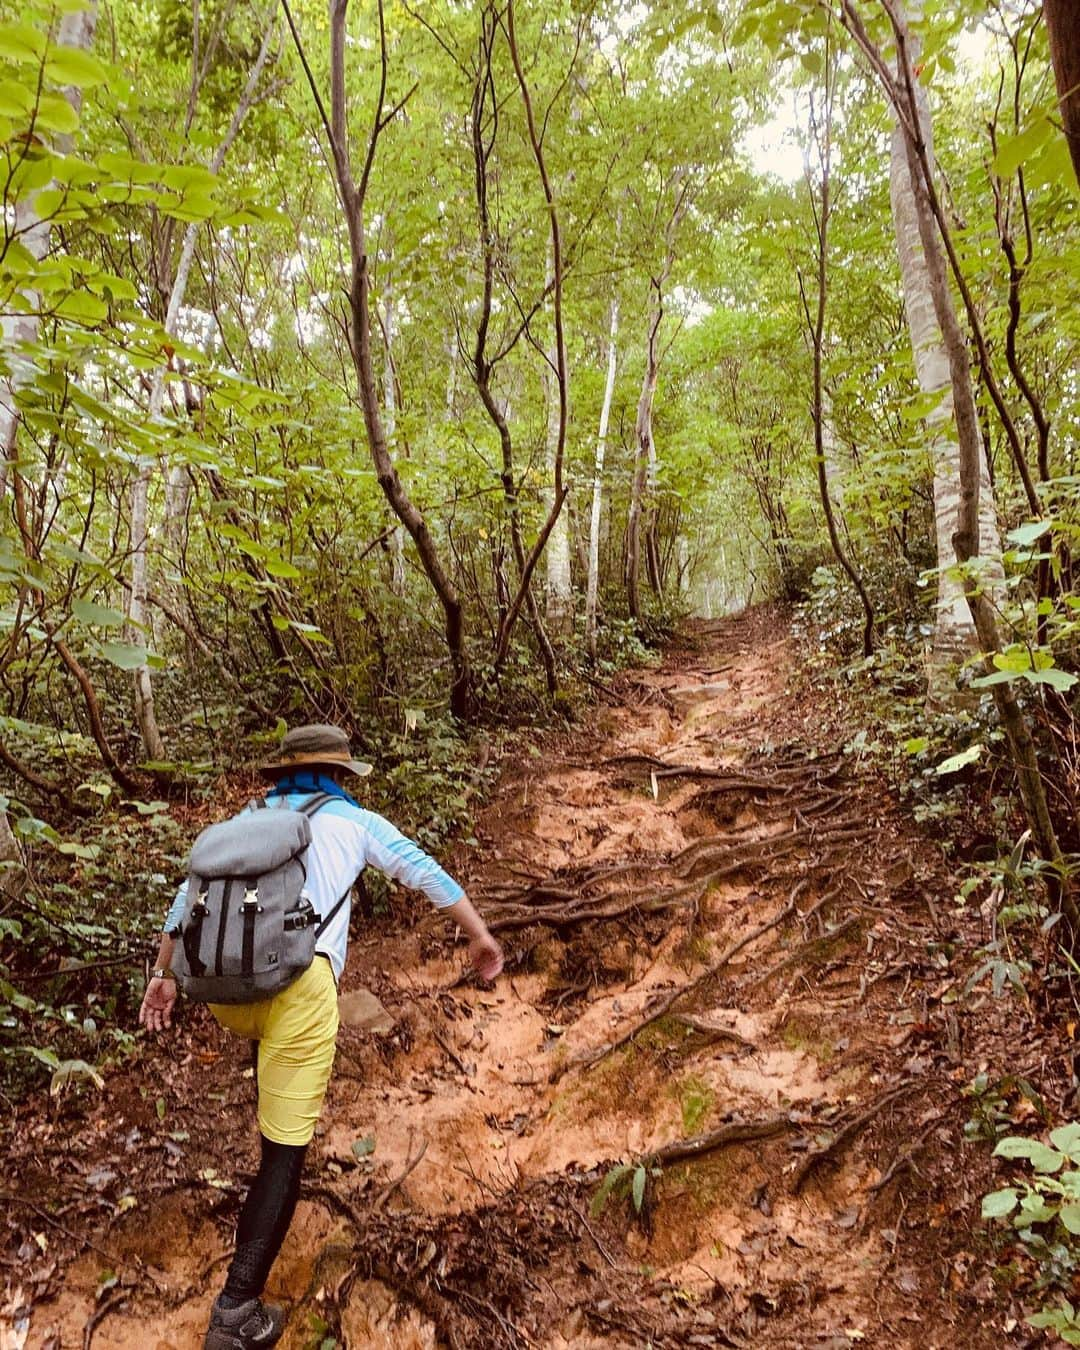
[
  {"left": 983, "top": 1125, "right": 1080, "bottom": 1342},
  {"left": 590, "top": 1160, "right": 660, "bottom": 1221}
]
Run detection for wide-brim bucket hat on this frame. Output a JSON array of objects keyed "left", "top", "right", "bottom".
[{"left": 258, "top": 723, "right": 373, "bottom": 780}]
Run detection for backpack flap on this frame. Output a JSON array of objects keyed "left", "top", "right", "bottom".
[{"left": 187, "top": 809, "right": 312, "bottom": 878}]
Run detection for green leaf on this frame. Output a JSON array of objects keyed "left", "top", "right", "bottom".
[
  {"left": 0, "top": 22, "right": 46, "bottom": 63},
  {"left": 1050, "top": 1125, "right": 1080, "bottom": 1160},
  {"left": 263, "top": 557, "right": 301, "bottom": 579},
  {"left": 50, "top": 1058, "right": 104, "bottom": 1095},
  {"left": 993, "top": 1137, "right": 1065, "bottom": 1172},
  {"left": 72, "top": 597, "right": 126, "bottom": 627},
  {"left": 631, "top": 1163, "right": 647, "bottom": 1213},
  {"left": 35, "top": 92, "right": 80, "bottom": 135},
  {"left": 130, "top": 800, "right": 169, "bottom": 816},
  {"left": 351, "top": 1135, "right": 376, "bottom": 1159},
  {"left": 56, "top": 840, "right": 100, "bottom": 860},
  {"left": 935, "top": 744, "right": 982, "bottom": 775},
  {"left": 44, "top": 46, "right": 108, "bottom": 88},
  {"left": 99, "top": 640, "right": 147, "bottom": 670},
  {"left": 0, "top": 79, "right": 34, "bottom": 117},
  {"left": 981, "top": 1187, "right": 1018, "bottom": 1219},
  {"left": 993, "top": 117, "right": 1054, "bottom": 179},
  {"left": 23, "top": 1045, "right": 59, "bottom": 1068},
  {"left": 903, "top": 737, "right": 928, "bottom": 755},
  {"left": 1007, "top": 520, "right": 1049, "bottom": 549},
  {"left": 590, "top": 1163, "right": 632, "bottom": 1218},
  {"left": 1060, "top": 1203, "right": 1080, "bottom": 1236},
  {"left": 1025, "top": 668, "right": 1077, "bottom": 692}
]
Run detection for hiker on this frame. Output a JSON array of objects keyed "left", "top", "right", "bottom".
[{"left": 138, "top": 724, "right": 504, "bottom": 1350}]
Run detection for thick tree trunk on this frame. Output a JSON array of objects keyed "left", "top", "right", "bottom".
[
  {"left": 1045, "top": 0, "right": 1080, "bottom": 189},
  {"left": 586, "top": 296, "right": 619, "bottom": 660},
  {"left": 881, "top": 0, "right": 1075, "bottom": 929},
  {"left": 887, "top": 63, "right": 1001, "bottom": 696}
]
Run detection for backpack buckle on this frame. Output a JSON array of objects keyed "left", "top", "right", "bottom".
[
  {"left": 192, "top": 889, "right": 210, "bottom": 917},
  {"left": 240, "top": 887, "right": 262, "bottom": 914}
]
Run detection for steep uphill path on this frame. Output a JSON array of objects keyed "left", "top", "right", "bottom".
[{"left": 8, "top": 609, "right": 1023, "bottom": 1348}]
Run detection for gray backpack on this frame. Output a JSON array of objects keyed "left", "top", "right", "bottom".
[{"left": 171, "top": 794, "right": 349, "bottom": 1004}]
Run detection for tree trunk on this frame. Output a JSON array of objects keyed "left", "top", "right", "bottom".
[
  {"left": 626, "top": 179, "right": 685, "bottom": 625},
  {"left": 586, "top": 296, "right": 619, "bottom": 660},
  {"left": 0, "top": 4, "right": 98, "bottom": 493},
  {"left": 326, "top": 0, "right": 472, "bottom": 718},
  {"left": 382, "top": 277, "right": 406, "bottom": 597},
  {"left": 887, "top": 57, "right": 1001, "bottom": 697},
  {"left": 1045, "top": 0, "right": 1080, "bottom": 189},
  {"left": 128, "top": 15, "right": 277, "bottom": 759},
  {"left": 543, "top": 247, "right": 573, "bottom": 636},
  {"left": 880, "top": 0, "right": 1075, "bottom": 930},
  {"left": 626, "top": 294, "right": 661, "bottom": 624},
  {"left": 803, "top": 66, "right": 875, "bottom": 658}
]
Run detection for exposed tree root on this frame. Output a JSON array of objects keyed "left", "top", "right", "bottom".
[
  {"left": 746, "top": 907, "right": 858, "bottom": 988},
  {"left": 673, "top": 1014, "right": 756, "bottom": 1050},
  {"left": 486, "top": 882, "right": 704, "bottom": 934},
  {"left": 559, "top": 882, "right": 807, "bottom": 1078},
  {"left": 646, "top": 1113, "right": 799, "bottom": 1167},
  {"left": 791, "top": 1082, "right": 928, "bottom": 1194}
]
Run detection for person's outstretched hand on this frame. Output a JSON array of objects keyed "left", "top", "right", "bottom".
[
  {"left": 469, "top": 933, "right": 504, "bottom": 981},
  {"left": 139, "top": 975, "right": 177, "bottom": 1033}
]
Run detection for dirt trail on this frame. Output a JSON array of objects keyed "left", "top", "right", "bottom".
[{"left": 11, "top": 612, "right": 1008, "bottom": 1348}]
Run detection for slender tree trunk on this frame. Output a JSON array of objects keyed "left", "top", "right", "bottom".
[
  {"left": 626, "top": 294, "right": 661, "bottom": 623},
  {"left": 1045, "top": 0, "right": 1080, "bottom": 189},
  {"left": 803, "top": 64, "right": 875, "bottom": 657},
  {"left": 0, "top": 4, "right": 98, "bottom": 494},
  {"left": 543, "top": 250, "right": 573, "bottom": 635},
  {"left": 626, "top": 181, "right": 685, "bottom": 625},
  {"left": 886, "top": 40, "right": 1001, "bottom": 696},
  {"left": 324, "top": 0, "right": 472, "bottom": 717},
  {"left": 382, "top": 276, "right": 406, "bottom": 596},
  {"left": 468, "top": 12, "right": 556, "bottom": 693},
  {"left": 128, "top": 15, "right": 277, "bottom": 759},
  {"left": 586, "top": 296, "right": 619, "bottom": 660},
  {"left": 493, "top": 2, "right": 572, "bottom": 677}
]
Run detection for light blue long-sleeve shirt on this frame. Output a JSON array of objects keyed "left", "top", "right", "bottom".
[{"left": 163, "top": 793, "right": 465, "bottom": 982}]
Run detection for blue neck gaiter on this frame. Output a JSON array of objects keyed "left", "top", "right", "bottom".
[{"left": 265, "top": 770, "right": 361, "bottom": 808}]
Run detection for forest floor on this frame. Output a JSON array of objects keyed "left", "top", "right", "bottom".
[{"left": 4, "top": 607, "right": 1065, "bottom": 1349}]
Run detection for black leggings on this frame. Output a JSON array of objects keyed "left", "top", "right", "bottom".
[{"left": 222, "top": 1132, "right": 307, "bottom": 1304}]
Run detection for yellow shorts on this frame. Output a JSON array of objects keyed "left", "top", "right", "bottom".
[{"left": 209, "top": 956, "right": 339, "bottom": 1146}]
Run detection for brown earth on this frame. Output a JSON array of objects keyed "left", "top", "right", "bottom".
[{"left": 2, "top": 609, "right": 1060, "bottom": 1348}]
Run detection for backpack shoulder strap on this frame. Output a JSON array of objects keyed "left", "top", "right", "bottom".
[
  {"left": 300, "top": 792, "right": 335, "bottom": 819},
  {"left": 315, "top": 884, "right": 352, "bottom": 937}
]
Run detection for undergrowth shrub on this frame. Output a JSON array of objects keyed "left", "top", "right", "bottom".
[{"left": 982, "top": 1124, "right": 1080, "bottom": 1344}]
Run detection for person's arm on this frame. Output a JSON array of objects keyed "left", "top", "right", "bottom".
[
  {"left": 357, "top": 811, "right": 503, "bottom": 979},
  {"left": 139, "top": 883, "right": 187, "bottom": 1033},
  {"left": 442, "top": 894, "right": 503, "bottom": 980}
]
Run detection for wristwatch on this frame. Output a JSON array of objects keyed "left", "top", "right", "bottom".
[{"left": 151, "top": 967, "right": 177, "bottom": 982}]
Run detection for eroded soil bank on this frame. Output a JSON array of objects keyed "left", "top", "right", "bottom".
[{"left": 4, "top": 610, "right": 1050, "bottom": 1347}]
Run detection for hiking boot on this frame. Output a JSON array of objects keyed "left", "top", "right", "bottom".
[{"left": 203, "top": 1297, "right": 285, "bottom": 1350}]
